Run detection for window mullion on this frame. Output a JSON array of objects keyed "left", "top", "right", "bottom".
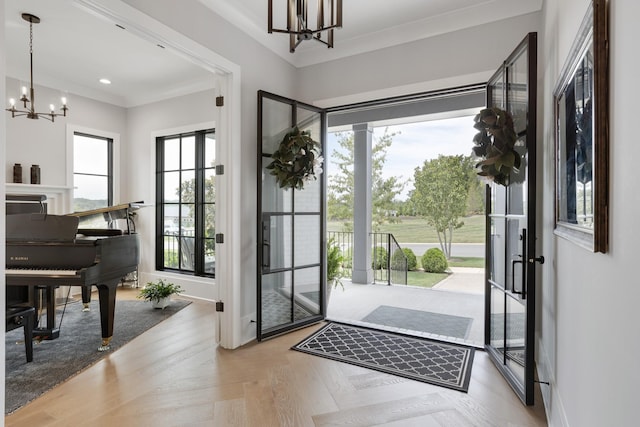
[{"left": 194, "top": 131, "right": 206, "bottom": 274}]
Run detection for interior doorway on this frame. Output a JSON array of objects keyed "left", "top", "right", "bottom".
[{"left": 324, "top": 85, "right": 487, "bottom": 347}]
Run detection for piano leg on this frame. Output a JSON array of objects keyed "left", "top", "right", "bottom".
[
  {"left": 33, "top": 285, "right": 60, "bottom": 340},
  {"left": 96, "top": 282, "right": 118, "bottom": 352},
  {"left": 81, "top": 286, "right": 92, "bottom": 312}
]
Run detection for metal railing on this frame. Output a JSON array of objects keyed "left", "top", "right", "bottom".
[
  {"left": 327, "top": 231, "right": 408, "bottom": 286},
  {"left": 163, "top": 231, "right": 215, "bottom": 273}
]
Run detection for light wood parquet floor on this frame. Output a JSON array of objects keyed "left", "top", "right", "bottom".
[{"left": 5, "top": 287, "right": 548, "bottom": 426}]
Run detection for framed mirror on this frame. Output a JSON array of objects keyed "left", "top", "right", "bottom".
[{"left": 553, "top": 0, "right": 609, "bottom": 253}]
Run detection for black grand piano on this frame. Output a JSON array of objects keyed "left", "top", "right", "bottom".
[{"left": 5, "top": 200, "right": 141, "bottom": 351}]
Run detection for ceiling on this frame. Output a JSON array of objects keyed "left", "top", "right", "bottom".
[{"left": 4, "top": 0, "right": 542, "bottom": 108}]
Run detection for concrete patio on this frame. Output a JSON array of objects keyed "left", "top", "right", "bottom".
[{"left": 326, "top": 267, "right": 485, "bottom": 347}]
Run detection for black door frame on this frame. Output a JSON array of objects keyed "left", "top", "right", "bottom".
[
  {"left": 484, "top": 32, "right": 539, "bottom": 405},
  {"left": 257, "top": 90, "right": 327, "bottom": 341}
]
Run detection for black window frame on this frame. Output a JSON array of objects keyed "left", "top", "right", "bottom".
[{"left": 155, "top": 129, "right": 216, "bottom": 278}]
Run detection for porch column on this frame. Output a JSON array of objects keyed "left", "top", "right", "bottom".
[{"left": 351, "top": 123, "right": 373, "bottom": 284}]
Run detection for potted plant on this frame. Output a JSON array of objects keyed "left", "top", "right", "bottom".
[
  {"left": 138, "top": 279, "right": 183, "bottom": 309},
  {"left": 327, "top": 238, "right": 344, "bottom": 292}
]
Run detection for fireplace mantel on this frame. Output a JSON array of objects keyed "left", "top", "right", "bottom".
[{"left": 6, "top": 183, "right": 73, "bottom": 214}]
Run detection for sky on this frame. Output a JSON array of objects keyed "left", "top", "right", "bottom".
[{"left": 327, "top": 114, "right": 479, "bottom": 200}]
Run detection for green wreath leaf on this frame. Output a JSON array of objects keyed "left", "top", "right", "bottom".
[
  {"left": 267, "top": 126, "right": 323, "bottom": 190},
  {"left": 471, "top": 107, "right": 521, "bottom": 186}
]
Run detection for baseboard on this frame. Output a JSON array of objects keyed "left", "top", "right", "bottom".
[
  {"left": 537, "top": 335, "right": 570, "bottom": 427},
  {"left": 241, "top": 312, "right": 257, "bottom": 346}
]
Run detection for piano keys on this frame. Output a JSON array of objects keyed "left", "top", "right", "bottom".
[{"left": 5, "top": 204, "right": 141, "bottom": 351}]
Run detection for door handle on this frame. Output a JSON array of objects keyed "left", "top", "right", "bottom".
[
  {"left": 528, "top": 256, "right": 545, "bottom": 264},
  {"left": 511, "top": 257, "right": 523, "bottom": 295},
  {"left": 261, "top": 219, "right": 270, "bottom": 270},
  {"left": 510, "top": 229, "right": 527, "bottom": 298}
]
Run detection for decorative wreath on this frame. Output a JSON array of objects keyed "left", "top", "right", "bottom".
[
  {"left": 472, "top": 107, "right": 520, "bottom": 186},
  {"left": 266, "top": 126, "right": 323, "bottom": 190}
]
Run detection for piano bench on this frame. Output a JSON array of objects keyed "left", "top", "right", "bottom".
[{"left": 6, "top": 305, "right": 36, "bottom": 363}]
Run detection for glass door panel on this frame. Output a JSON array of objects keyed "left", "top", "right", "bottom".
[
  {"left": 485, "top": 33, "right": 539, "bottom": 405},
  {"left": 261, "top": 271, "right": 293, "bottom": 331},
  {"left": 294, "top": 215, "right": 321, "bottom": 266},
  {"left": 489, "top": 217, "right": 506, "bottom": 287},
  {"left": 261, "top": 158, "right": 293, "bottom": 213},
  {"left": 262, "top": 214, "right": 292, "bottom": 272},
  {"left": 489, "top": 286, "right": 505, "bottom": 349},
  {"left": 505, "top": 294, "right": 526, "bottom": 381},
  {"left": 257, "top": 91, "right": 326, "bottom": 340},
  {"left": 294, "top": 266, "right": 322, "bottom": 319}
]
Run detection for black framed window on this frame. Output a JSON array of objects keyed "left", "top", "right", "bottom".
[
  {"left": 73, "top": 132, "right": 113, "bottom": 211},
  {"left": 156, "top": 129, "right": 216, "bottom": 277}
]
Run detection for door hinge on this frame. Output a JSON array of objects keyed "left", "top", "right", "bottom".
[
  {"left": 215, "top": 164, "right": 224, "bottom": 175},
  {"left": 216, "top": 233, "right": 224, "bottom": 244},
  {"left": 216, "top": 95, "right": 224, "bottom": 107},
  {"left": 215, "top": 301, "right": 224, "bottom": 312}
]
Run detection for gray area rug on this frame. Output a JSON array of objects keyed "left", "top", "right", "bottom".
[
  {"left": 5, "top": 298, "right": 191, "bottom": 414},
  {"left": 362, "top": 305, "right": 473, "bottom": 339},
  {"left": 293, "top": 322, "right": 474, "bottom": 392}
]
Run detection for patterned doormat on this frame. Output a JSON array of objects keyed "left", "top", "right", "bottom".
[{"left": 292, "top": 322, "right": 475, "bottom": 392}]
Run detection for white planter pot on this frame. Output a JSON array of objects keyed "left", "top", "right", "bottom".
[{"left": 151, "top": 296, "right": 171, "bottom": 309}]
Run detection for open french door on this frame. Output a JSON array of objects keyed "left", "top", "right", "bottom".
[
  {"left": 484, "top": 33, "right": 543, "bottom": 405},
  {"left": 257, "top": 91, "right": 326, "bottom": 340}
]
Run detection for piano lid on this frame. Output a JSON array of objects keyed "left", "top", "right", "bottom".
[
  {"left": 67, "top": 202, "right": 143, "bottom": 220},
  {"left": 67, "top": 201, "right": 144, "bottom": 235},
  {"left": 6, "top": 213, "right": 79, "bottom": 242}
]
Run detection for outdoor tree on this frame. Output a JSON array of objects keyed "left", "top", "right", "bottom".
[
  {"left": 328, "top": 128, "right": 405, "bottom": 230},
  {"left": 179, "top": 173, "right": 216, "bottom": 251},
  {"left": 410, "top": 154, "right": 473, "bottom": 258}
]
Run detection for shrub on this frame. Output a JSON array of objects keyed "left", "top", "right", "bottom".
[
  {"left": 402, "top": 248, "right": 418, "bottom": 270},
  {"left": 391, "top": 248, "right": 417, "bottom": 271},
  {"left": 421, "top": 248, "right": 448, "bottom": 273},
  {"left": 372, "top": 246, "right": 388, "bottom": 270},
  {"left": 342, "top": 247, "right": 353, "bottom": 269},
  {"left": 327, "top": 238, "right": 344, "bottom": 289}
]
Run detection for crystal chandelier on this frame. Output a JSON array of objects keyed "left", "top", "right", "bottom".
[
  {"left": 6, "top": 13, "right": 68, "bottom": 122},
  {"left": 268, "top": 0, "right": 343, "bottom": 53}
]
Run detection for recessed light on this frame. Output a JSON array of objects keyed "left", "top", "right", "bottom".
[{"left": 99, "top": 78, "right": 112, "bottom": 85}]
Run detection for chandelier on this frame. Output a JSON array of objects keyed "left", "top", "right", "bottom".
[
  {"left": 268, "top": 0, "right": 343, "bottom": 53},
  {"left": 6, "top": 13, "right": 68, "bottom": 122}
]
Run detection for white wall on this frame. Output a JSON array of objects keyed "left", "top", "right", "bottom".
[
  {"left": 124, "top": 89, "right": 217, "bottom": 300},
  {"left": 539, "top": 1, "right": 640, "bottom": 426},
  {"left": 121, "top": 0, "right": 298, "bottom": 343},
  {"left": 5, "top": 77, "right": 127, "bottom": 187},
  {"left": 298, "top": 12, "right": 542, "bottom": 106}
]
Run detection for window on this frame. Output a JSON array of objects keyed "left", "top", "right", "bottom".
[
  {"left": 73, "top": 132, "right": 113, "bottom": 211},
  {"left": 156, "top": 129, "right": 216, "bottom": 277}
]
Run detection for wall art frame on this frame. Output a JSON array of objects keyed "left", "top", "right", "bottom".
[{"left": 553, "top": 0, "right": 609, "bottom": 253}]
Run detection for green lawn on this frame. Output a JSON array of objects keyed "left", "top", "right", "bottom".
[
  {"left": 405, "top": 257, "right": 484, "bottom": 288},
  {"left": 328, "top": 215, "right": 486, "bottom": 243},
  {"left": 329, "top": 215, "right": 486, "bottom": 288},
  {"left": 448, "top": 257, "right": 485, "bottom": 268},
  {"left": 406, "top": 271, "right": 449, "bottom": 288}
]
